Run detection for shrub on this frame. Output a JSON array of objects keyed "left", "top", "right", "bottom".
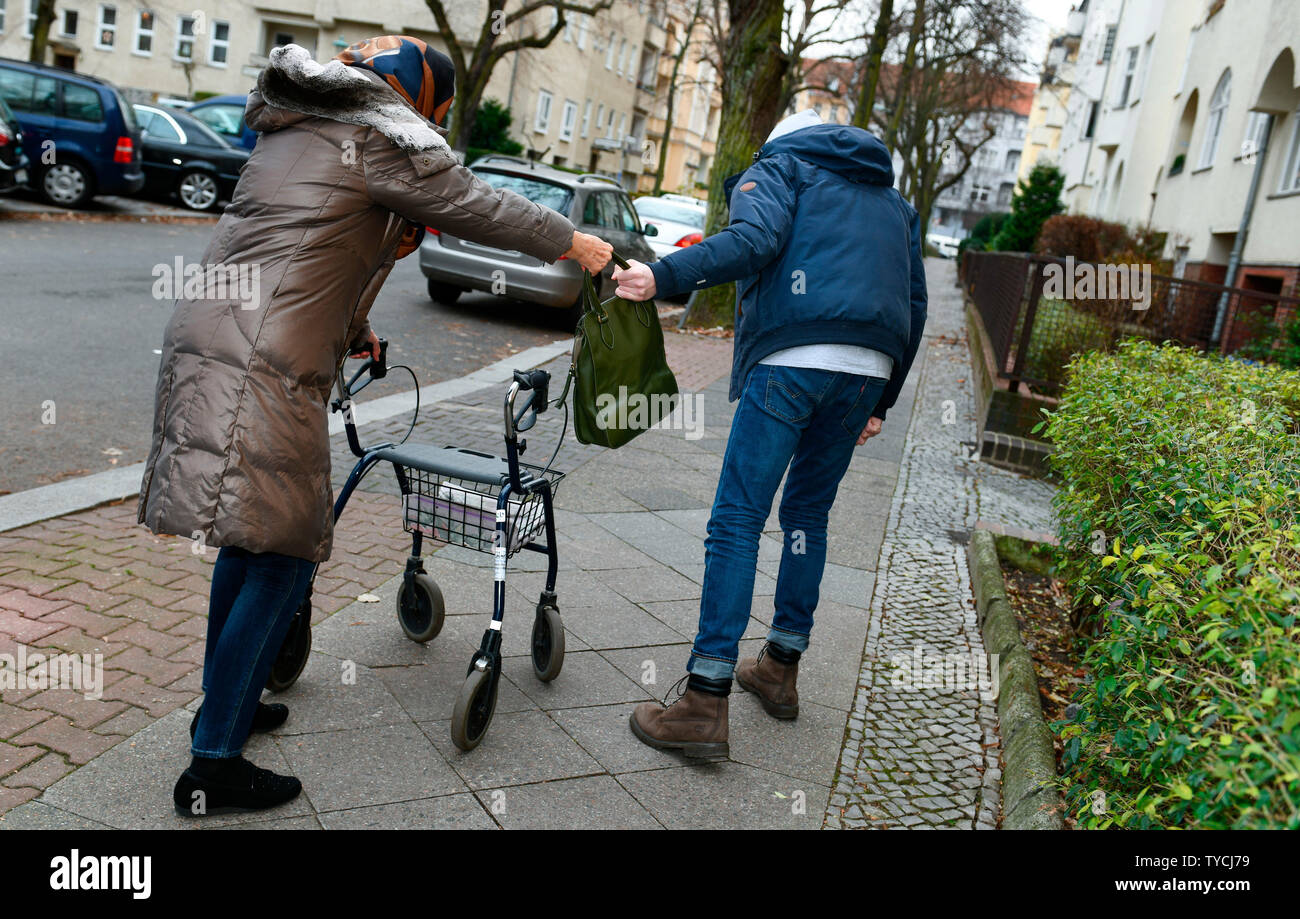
[
  {"left": 958, "top": 212, "right": 1009, "bottom": 255},
  {"left": 1240, "top": 308, "right": 1300, "bottom": 370},
  {"left": 1043, "top": 340, "right": 1300, "bottom": 828},
  {"left": 1036, "top": 216, "right": 1171, "bottom": 274},
  {"left": 469, "top": 98, "right": 524, "bottom": 156},
  {"left": 990, "top": 163, "right": 1065, "bottom": 252}
]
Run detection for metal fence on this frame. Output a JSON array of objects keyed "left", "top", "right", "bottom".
[{"left": 960, "top": 251, "right": 1300, "bottom": 396}]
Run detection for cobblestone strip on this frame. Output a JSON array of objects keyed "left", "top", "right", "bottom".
[{"left": 825, "top": 263, "right": 1052, "bottom": 829}]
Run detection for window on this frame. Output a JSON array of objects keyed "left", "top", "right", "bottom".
[
  {"left": 0, "top": 68, "right": 34, "bottom": 110},
  {"left": 1241, "top": 111, "right": 1268, "bottom": 161},
  {"left": 559, "top": 99, "right": 578, "bottom": 141},
  {"left": 60, "top": 9, "right": 77, "bottom": 37},
  {"left": 1176, "top": 27, "right": 1198, "bottom": 95},
  {"left": 605, "top": 31, "right": 617, "bottom": 69},
  {"left": 534, "top": 89, "right": 553, "bottom": 133},
  {"left": 1116, "top": 46, "right": 1138, "bottom": 106},
  {"left": 209, "top": 20, "right": 229, "bottom": 67},
  {"left": 563, "top": 14, "right": 573, "bottom": 42},
  {"left": 174, "top": 15, "right": 196, "bottom": 61},
  {"left": 134, "top": 10, "right": 154, "bottom": 55},
  {"left": 1136, "top": 37, "right": 1153, "bottom": 102},
  {"left": 474, "top": 169, "right": 573, "bottom": 213},
  {"left": 617, "top": 39, "right": 628, "bottom": 75},
  {"left": 0, "top": 0, "right": 6, "bottom": 35},
  {"left": 1100, "top": 25, "right": 1117, "bottom": 63},
  {"left": 23, "top": 0, "right": 35, "bottom": 38},
  {"left": 1083, "top": 101, "right": 1099, "bottom": 139},
  {"left": 583, "top": 192, "right": 622, "bottom": 229},
  {"left": 1279, "top": 107, "right": 1300, "bottom": 193},
  {"left": 581, "top": 99, "right": 591, "bottom": 137},
  {"left": 595, "top": 103, "right": 605, "bottom": 134},
  {"left": 96, "top": 4, "right": 115, "bottom": 49},
  {"left": 617, "top": 196, "right": 640, "bottom": 233},
  {"left": 576, "top": 15, "right": 587, "bottom": 49},
  {"left": 1004, "top": 150, "right": 1020, "bottom": 172},
  {"left": 617, "top": 112, "right": 627, "bottom": 140},
  {"left": 62, "top": 84, "right": 104, "bottom": 122},
  {"left": 1198, "top": 69, "right": 1231, "bottom": 169}
]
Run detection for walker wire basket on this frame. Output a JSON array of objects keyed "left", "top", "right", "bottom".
[{"left": 401, "top": 463, "right": 565, "bottom": 558}]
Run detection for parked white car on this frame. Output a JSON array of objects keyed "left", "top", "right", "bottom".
[
  {"left": 926, "top": 232, "right": 962, "bottom": 259},
  {"left": 633, "top": 194, "right": 707, "bottom": 261}
]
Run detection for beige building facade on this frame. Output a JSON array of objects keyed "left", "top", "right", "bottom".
[
  {"left": 0, "top": 0, "right": 721, "bottom": 192},
  {"left": 1050, "top": 0, "right": 1300, "bottom": 294}
]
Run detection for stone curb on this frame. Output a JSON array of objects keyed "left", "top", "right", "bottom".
[{"left": 968, "top": 529, "right": 1065, "bottom": 830}]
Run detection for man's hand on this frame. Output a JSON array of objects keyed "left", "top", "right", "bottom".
[
  {"left": 564, "top": 231, "right": 613, "bottom": 274},
  {"left": 349, "top": 328, "right": 381, "bottom": 361},
  {"left": 612, "top": 259, "right": 657, "bottom": 301},
  {"left": 857, "top": 416, "right": 883, "bottom": 446}
]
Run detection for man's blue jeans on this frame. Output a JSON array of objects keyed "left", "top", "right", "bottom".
[
  {"left": 192, "top": 546, "right": 314, "bottom": 758},
  {"left": 688, "top": 364, "right": 887, "bottom": 681}
]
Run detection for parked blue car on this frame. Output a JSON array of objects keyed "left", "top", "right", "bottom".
[
  {"left": 0, "top": 94, "right": 31, "bottom": 193},
  {"left": 0, "top": 57, "right": 144, "bottom": 208},
  {"left": 185, "top": 94, "right": 257, "bottom": 151}
]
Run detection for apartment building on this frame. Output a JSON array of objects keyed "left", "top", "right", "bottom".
[
  {"left": 930, "top": 81, "right": 1034, "bottom": 237},
  {"left": 0, "top": 0, "right": 451, "bottom": 99},
  {"left": 1018, "top": 18, "right": 1080, "bottom": 182},
  {"left": 790, "top": 57, "right": 855, "bottom": 125},
  {"left": 637, "top": 0, "right": 721, "bottom": 195},
  {"left": 1050, "top": 0, "right": 1300, "bottom": 296}
]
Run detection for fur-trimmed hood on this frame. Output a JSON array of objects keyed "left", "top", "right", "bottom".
[{"left": 247, "top": 44, "right": 449, "bottom": 152}]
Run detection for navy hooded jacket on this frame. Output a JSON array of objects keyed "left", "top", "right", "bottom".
[{"left": 649, "top": 124, "right": 927, "bottom": 420}]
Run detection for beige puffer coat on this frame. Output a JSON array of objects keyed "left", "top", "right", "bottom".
[{"left": 138, "top": 45, "right": 575, "bottom": 562}]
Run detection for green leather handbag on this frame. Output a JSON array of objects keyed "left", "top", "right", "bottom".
[{"left": 567, "top": 256, "right": 679, "bottom": 448}]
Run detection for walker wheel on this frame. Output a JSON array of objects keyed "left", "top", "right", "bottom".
[
  {"left": 266, "top": 597, "right": 312, "bottom": 692},
  {"left": 397, "top": 572, "right": 445, "bottom": 643},
  {"left": 531, "top": 605, "right": 565, "bottom": 682},
  {"left": 450, "top": 658, "right": 499, "bottom": 751}
]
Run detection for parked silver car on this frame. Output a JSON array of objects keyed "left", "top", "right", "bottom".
[
  {"left": 634, "top": 193, "right": 706, "bottom": 260},
  {"left": 418, "top": 155, "right": 658, "bottom": 323}
]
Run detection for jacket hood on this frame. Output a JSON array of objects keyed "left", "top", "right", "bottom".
[
  {"left": 247, "top": 44, "right": 449, "bottom": 152},
  {"left": 761, "top": 124, "right": 894, "bottom": 186}
]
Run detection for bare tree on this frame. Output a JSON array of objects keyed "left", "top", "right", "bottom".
[
  {"left": 28, "top": 0, "right": 57, "bottom": 63},
  {"left": 853, "top": 0, "right": 894, "bottom": 127},
  {"left": 688, "top": 0, "right": 791, "bottom": 326},
  {"left": 874, "top": 0, "right": 1031, "bottom": 232},
  {"left": 653, "top": 0, "right": 705, "bottom": 194},
  {"left": 425, "top": 0, "right": 615, "bottom": 151}
]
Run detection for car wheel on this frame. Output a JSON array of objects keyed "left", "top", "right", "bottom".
[
  {"left": 40, "top": 161, "right": 94, "bottom": 208},
  {"left": 426, "top": 279, "right": 463, "bottom": 303},
  {"left": 177, "top": 170, "right": 220, "bottom": 211}
]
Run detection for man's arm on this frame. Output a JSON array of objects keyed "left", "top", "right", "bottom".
[
  {"left": 872, "top": 201, "right": 928, "bottom": 422},
  {"left": 633, "top": 156, "right": 799, "bottom": 301}
]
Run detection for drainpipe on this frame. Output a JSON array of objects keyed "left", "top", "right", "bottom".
[{"left": 1210, "top": 113, "right": 1274, "bottom": 345}]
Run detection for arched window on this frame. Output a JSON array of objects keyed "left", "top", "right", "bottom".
[{"left": 1198, "top": 69, "right": 1232, "bottom": 168}]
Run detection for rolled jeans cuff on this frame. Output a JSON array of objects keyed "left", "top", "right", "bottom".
[
  {"left": 767, "top": 625, "right": 810, "bottom": 654},
  {"left": 687, "top": 652, "right": 735, "bottom": 682}
]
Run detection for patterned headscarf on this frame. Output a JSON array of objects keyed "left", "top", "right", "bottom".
[{"left": 335, "top": 35, "right": 455, "bottom": 126}]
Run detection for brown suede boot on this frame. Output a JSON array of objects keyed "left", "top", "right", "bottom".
[
  {"left": 736, "top": 644, "right": 799, "bottom": 719},
  {"left": 630, "top": 678, "right": 729, "bottom": 762}
]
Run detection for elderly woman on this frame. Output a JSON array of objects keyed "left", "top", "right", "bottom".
[{"left": 140, "top": 36, "right": 611, "bottom": 817}]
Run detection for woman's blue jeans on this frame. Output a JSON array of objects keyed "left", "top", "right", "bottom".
[
  {"left": 191, "top": 546, "right": 315, "bottom": 758},
  {"left": 688, "top": 364, "right": 887, "bottom": 682}
]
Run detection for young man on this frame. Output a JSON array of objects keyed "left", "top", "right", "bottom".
[{"left": 612, "top": 111, "right": 927, "bottom": 760}]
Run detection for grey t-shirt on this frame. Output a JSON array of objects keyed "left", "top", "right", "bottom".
[{"left": 759, "top": 344, "right": 893, "bottom": 379}]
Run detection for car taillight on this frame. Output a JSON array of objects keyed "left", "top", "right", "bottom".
[
  {"left": 675, "top": 232, "right": 702, "bottom": 247},
  {"left": 113, "top": 136, "right": 134, "bottom": 163},
  {"left": 425, "top": 226, "right": 440, "bottom": 235},
  {"left": 0, "top": 124, "right": 11, "bottom": 146}
]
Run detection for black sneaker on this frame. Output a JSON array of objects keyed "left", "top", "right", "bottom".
[
  {"left": 189, "top": 702, "right": 289, "bottom": 740},
  {"left": 173, "top": 756, "right": 302, "bottom": 817}
]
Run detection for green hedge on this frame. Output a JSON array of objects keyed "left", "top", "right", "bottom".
[{"left": 1042, "top": 340, "right": 1300, "bottom": 829}]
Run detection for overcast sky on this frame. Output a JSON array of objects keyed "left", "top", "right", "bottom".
[{"left": 1019, "top": 0, "right": 1075, "bottom": 78}]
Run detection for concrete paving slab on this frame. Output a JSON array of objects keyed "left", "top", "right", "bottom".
[
  {"left": 615, "top": 761, "right": 829, "bottom": 830},
  {"left": 510, "top": 650, "right": 652, "bottom": 710},
  {"left": 278, "top": 722, "right": 465, "bottom": 812},
  {"left": 318, "top": 793, "right": 495, "bottom": 829},
  {"left": 475, "top": 774, "right": 662, "bottom": 829},
  {"left": 420, "top": 711, "right": 603, "bottom": 791}
]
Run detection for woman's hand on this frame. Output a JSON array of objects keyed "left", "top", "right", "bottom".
[
  {"left": 564, "top": 231, "right": 613, "bottom": 274},
  {"left": 612, "top": 260, "right": 657, "bottom": 301},
  {"left": 857, "top": 416, "right": 883, "bottom": 445},
  {"left": 349, "top": 328, "right": 381, "bottom": 360}
]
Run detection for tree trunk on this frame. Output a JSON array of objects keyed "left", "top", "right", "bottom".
[
  {"left": 884, "top": 0, "right": 924, "bottom": 149},
  {"left": 853, "top": 0, "right": 893, "bottom": 129},
  {"left": 654, "top": 6, "right": 701, "bottom": 194},
  {"left": 689, "top": 0, "right": 789, "bottom": 328},
  {"left": 28, "top": 0, "right": 57, "bottom": 63}
]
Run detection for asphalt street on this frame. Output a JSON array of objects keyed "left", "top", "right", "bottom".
[{"left": 0, "top": 219, "right": 575, "bottom": 495}]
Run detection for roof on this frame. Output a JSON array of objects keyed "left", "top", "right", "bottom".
[{"left": 469, "top": 155, "right": 621, "bottom": 190}]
